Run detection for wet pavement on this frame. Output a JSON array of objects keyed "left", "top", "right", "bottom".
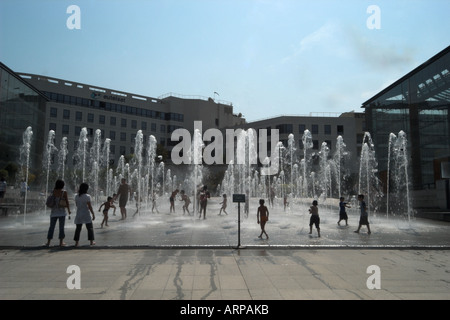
[
  {"left": 0, "top": 197, "right": 449, "bottom": 248},
  {"left": 0, "top": 197, "right": 449, "bottom": 301}
]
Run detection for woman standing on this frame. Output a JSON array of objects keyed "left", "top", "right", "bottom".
[
  {"left": 74, "top": 183, "right": 96, "bottom": 246},
  {"left": 46, "top": 179, "right": 71, "bottom": 246}
]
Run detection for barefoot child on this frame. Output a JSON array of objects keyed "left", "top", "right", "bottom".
[
  {"left": 169, "top": 189, "right": 179, "bottom": 213},
  {"left": 354, "top": 194, "right": 371, "bottom": 234},
  {"left": 99, "top": 196, "right": 116, "bottom": 228},
  {"left": 218, "top": 194, "right": 228, "bottom": 215},
  {"left": 309, "top": 200, "right": 320, "bottom": 237},
  {"left": 179, "top": 190, "right": 191, "bottom": 215},
  {"left": 257, "top": 199, "right": 269, "bottom": 239},
  {"left": 151, "top": 191, "right": 159, "bottom": 213},
  {"left": 338, "top": 197, "right": 350, "bottom": 226}
]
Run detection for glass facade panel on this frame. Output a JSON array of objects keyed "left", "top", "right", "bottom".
[
  {"left": 363, "top": 46, "right": 450, "bottom": 189},
  {"left": 0, "top": 63, "right": 47, "bottom": 182}
]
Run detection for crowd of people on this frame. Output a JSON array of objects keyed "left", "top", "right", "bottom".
[{"left": 41, "top": 177, "right": 372, "bottom": 247}]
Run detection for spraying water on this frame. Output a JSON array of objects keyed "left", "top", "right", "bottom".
[
  {"left": 358, "top": 132, "right": 382, "bottom": 215},
  {"left": 103, "top": 138, "right": 111, "bottom": 198},
  {"left": 90, "top": 129, "right": 102, "bottom": 203},
  {"left": 302, "top": 129, "right": 313, "bottom": 197},
  {"left": 191, "top": 129, "right": 204, "bottom": 214},
  {"left": 57, "top": 137, "right": 68, "bottom": 181},
  {"left": 387, "top": 131, "right": 412, "bottom": 222},
  {"left": 287, "top": 133, "right": 296, "bottom": 197},
  {"left": 147, "top": 135, "right": 157, "bottom": 208},
  {"left": 334, "top": 135, "right": 349, "bottom": 199},
  {"left": 74, "top": 127, "right": 88, "bottom": 186},
  {"left": 19, "top": 126, "right": 33, "bottom": 224},
  {"left": 43, "top": 130, "right": 57, "bottom": 214}
]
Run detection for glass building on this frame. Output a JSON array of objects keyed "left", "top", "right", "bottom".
[
  {"left": 362, "top": 46, "right": 450, "bottom": 191},
  {"left": 0, "top": 62, "right": 48, "bottom": 185}
]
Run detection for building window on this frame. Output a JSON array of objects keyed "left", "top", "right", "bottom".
[
  {"left": 324, "top": 125, "right": 331, "bottom": 135},
  {"left": 325, "top": 140, "right": 332, "bottom": 150},
  {"left": 121, "top": 118, "right": 127, "bottom": 127},
  {"left": 49, "top": 123, "right": 56, "bottom": 131},
  {"left": 312, "top": 124, "right": 319, "bottom": 134},
  {"left": 357, "top": 133, "right": 364, "bottom": 144},
  {"left": 141, "top": 121, "right": 147, "bottom": 131},
  {"left": 109, "top": 131, "right": 116, "bottom": 141},
  {"left": 76, "top": 111, "right": 82, "bottom": 121},
  {"left": 63, "top": 109, "right": 70, "bottom": 120},
  {"left": 62, "top": 124, "right": 69, "bottom": 135},
  {"left": 110, "top": 116, "right": 116, "bottom": 126},
  {"left": 120, "top": 132, "right": 126, "bottom": 141},
  {"left": 151, "top": 123, "right": 156, "bottom": 132},
  {"left": 120, "top": 146, "right": 126, "bottom": 155},
  {"left": 337, "top": 125, "right": 344, "bottom": 134},
  {"left": 299, "top": 124, "right": 306, "bottom": 133},
  {"left": 50, "top": 107, "right": 57, "bottom": 118},
  {"left": 313, "top": 140, "right": 319, "bottom": 149},
  {"left": 88, "top": 113, "right": 94, "bottom": 123},
  {"left": 131, "top": 119, "right": 137, "bottom": 129},
  {"left": 160, "top": 124, "right": 166, "bottom": 133},
  {"left": 75, "top": 126, "right": 81, "bottom": 136},
  {"left": 99, "top": 115, "right": 105, "bottom": 124},
  {"left": 276, "top": 124, "right": 293, "bottom": 134}
]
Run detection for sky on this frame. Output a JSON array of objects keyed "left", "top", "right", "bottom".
[{"left": 1, "top": 0, "right": 449, "bottom": 122}]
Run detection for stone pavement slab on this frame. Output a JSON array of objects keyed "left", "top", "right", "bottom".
[
  {"left": 0, "top": 248, "right": 449, "bottom": 302},
  {"left": 1, "top": 198, "right": 449, "bottom": 306}
]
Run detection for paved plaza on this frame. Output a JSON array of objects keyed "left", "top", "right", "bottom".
[{"left": 0, "top": 197, "right": 449, "bottom": 301}]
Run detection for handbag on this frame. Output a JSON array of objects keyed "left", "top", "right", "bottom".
[
  {"left": 58, "top": 191, "right": 67, "bottom": 208},
  {"left": 46, "top": 195, "right": 56, "bottom": 208}
]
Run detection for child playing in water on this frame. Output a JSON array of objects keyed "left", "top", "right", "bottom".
[
  {"left": 179, "top": 190, "right": 191, "bottom": 215},
  {"left": 169, "top": 189, "right": 179, "bottom": 213},
  {"left": 257, "top": 199, "right": 269, "bottom": 239},
  {"left": 98, "top": 196, "right": 116, "bottom": 228},
  {"left": 151, "top": 191, "right": 159, "bottom": 213},
  {"left": 309, "top": 200, "right": 320, "bottom": 237},
  {"left": 354, "top": 194, "right": 371, "bottom": 234},
  {"left": 218, "top": 194, "right": 228, "bottom": 215},
  {"left": 338, "top": 197, "right": 350, "bottom": 226}
]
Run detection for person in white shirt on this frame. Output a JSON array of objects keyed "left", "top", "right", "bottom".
[{"left": 73, "top": 183, "right": 96, "bottom": 246}]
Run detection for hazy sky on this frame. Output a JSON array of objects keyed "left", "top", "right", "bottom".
[{"left": 1, "top": 0, "right": 449, "bottom": 121}]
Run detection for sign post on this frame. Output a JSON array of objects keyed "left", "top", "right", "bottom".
[{"left": 233, "top": 194, "right": 246, "bottom": 249}]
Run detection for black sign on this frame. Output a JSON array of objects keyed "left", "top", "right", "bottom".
[{"left": 232, "top": 194, "right": 246, "bottom": 203}]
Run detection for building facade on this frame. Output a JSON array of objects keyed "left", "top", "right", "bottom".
[
  {"left": 362, "top": 46, "right": 450, "bottom": 211},
  {"left": 362, "top": 46, "right": 450, "bottom": 190},
  {"left": 0, "top": 63, "right": 48, "bottom": 184},
  {"left": 228, "top": 112, "right": 366, "bottom": 174},
  {"left": 19, "top": 73, "right": 245, "bottom": 169}
]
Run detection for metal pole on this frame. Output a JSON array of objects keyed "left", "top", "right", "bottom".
[{"left": 238, "top": 202, "right": 241, "bottom": 248}]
